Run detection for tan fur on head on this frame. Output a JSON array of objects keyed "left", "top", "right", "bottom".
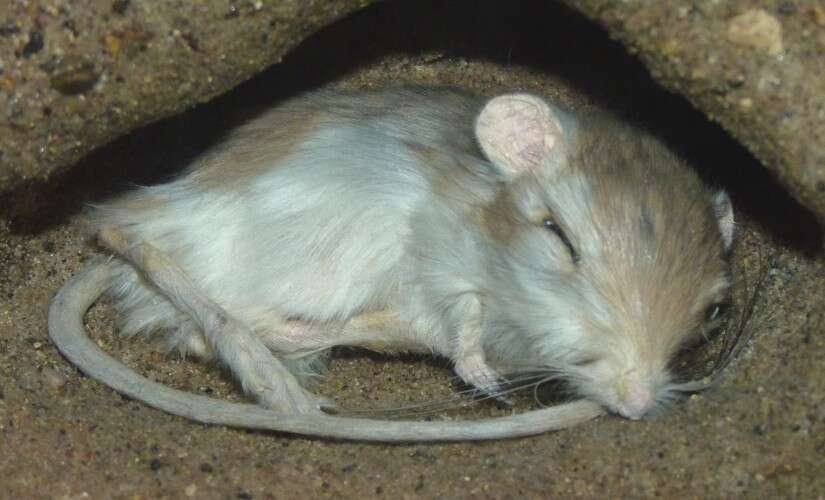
[{"left": 478, "top": 108, "right": 733, "bottom": 419}]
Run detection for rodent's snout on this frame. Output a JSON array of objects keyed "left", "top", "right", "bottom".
[{"left": 615, "top": 385, "right": 655, "bottom": 420}]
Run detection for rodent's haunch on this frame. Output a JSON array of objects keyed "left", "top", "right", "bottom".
[{"left": 49, "top": 87, "right": 734, "bottom": 441}]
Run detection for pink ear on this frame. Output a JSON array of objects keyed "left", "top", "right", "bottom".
[{"left": 475, "top": 94, "right": 565, "bottom": 178}]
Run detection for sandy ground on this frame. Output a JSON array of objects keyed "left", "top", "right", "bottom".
[{"left": 2, "top": 3, "right": 824, "bottom": 499}]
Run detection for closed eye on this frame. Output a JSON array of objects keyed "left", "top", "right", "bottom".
[
  {"left": 571, "top": 356, "right": 600, "bottom": 367},
  {"left": 543, "top": 217, "right": 580, "bottom": 264}
]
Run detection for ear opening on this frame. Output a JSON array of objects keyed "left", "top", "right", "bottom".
[
  {"left": 712, "top": 190, "right": 735, "bottom": 251},
  {"left": 474, "top": 94, "right": 568, "bottom": 180}
]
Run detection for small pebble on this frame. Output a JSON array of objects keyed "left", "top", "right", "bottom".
[
  {"left": 0, "top": 24, "right": 20, "bottom": 36},
  {"left": 811, "top": 6, "right": 825, "bottom": 26},
  {"left": 112, "top": 0, "right": 131, "bottom": 14},
  {"left": 22, "top": 31, "right": 44, "bottom": 58},
  {"left": 727, "top": 9, "right": 784, "bottom": 56},
  {"left": 50, "top": 55, "right": 99, "bottom": 95},
  {"left": 42, "top": 367, "right": 67, "bottom": 390}
]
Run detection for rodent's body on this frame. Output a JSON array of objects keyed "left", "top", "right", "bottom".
[
  {"left": 50, "top": 87, "right": 734, "bottom": 440},
  {"left": 101, "top": 89, "right": 488, "bottom": 359}
]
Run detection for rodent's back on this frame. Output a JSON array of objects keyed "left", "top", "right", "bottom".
[{"left": 92, "top": 87, "right": 492, "bottom": 337}]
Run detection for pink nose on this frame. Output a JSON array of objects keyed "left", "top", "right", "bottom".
[{"left": 617, "top": 386, "right": 655, "bottom": 420}]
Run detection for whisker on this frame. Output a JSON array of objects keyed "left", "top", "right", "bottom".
[
  {"left": 710, "top": 246, "right": 770, "bottom": 374},
  {"left": 673, "top": 245, "right": 771, "bottom": 391},
  {"left": 331, "top": 396, "right": 471, "bottom": 419},
  {"left": 332, "top": 371, "right": 562, "bottom": 419}
]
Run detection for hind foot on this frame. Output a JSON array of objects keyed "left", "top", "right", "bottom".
[
  {"left": 98, "top": 227, "right": 331, "bottom": 415},
  {"left": 206, "top": 316, "right": 324, "bottom": 415},
  {"left": 454, "top": 353, "right": 513, "bottom": 405},
  {"left": 246, "top": 360, "right": 332, "bottom": 414}
]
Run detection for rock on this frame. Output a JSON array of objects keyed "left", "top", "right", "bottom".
[
  {"left": 111, "top": 0, "right": 131, "bottom": 15},
  {"left": 0, "top": 1, "right": 823, "bottom": 225},
  {"left": 0, "top": 0, "right": 377, "bottom": 187},
  {"left": 726, "top": 9, "right": 784, "bottom": 56},
  {"left": 0, "top": 24, "right": 21, "bottom": 37},
  {"left": 21, "top": 31, "right": 44, "bottom": 58},
  {"left": 41, "top": 367, "right": 68, "bottom": 390},
  {"left": 560, "top": 1, "right": 825, "bottom": 224},
  {"left": 811, "top": 6, "right": 825, "bottom": 27}
]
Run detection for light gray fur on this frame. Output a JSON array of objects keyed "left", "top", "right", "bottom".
[{"left": 49, "top": 87, "right": 734, "bottom": 439}]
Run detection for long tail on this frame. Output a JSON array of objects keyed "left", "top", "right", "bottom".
[{"left": 48, "top": 261, "right": 604, "bottom": 442}]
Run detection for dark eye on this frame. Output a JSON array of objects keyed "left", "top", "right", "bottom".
[
  {"left": 705, "top": 302, "right": 728, "bottom": 322},
  {"left": 543, "top": 218, "right": 580, "bottom": 264}
]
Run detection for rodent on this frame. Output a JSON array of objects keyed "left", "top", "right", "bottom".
[{"left": 48, "top": 86, "right": 735, "bottom": 441}]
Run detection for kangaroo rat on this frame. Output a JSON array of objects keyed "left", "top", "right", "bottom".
[{"left": 49, "top": 87, "right": 734, "bottom": 441}]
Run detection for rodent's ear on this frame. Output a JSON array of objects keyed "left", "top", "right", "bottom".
[
  {"left": 475, "top": 94, "right": 566, "bottom": 179},
  {"left": 712, "top": 191, "right": 735, "bottom": 251}
]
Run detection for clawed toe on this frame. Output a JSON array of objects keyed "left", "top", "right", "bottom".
[
  {"left": 314, "top": 394, "right": 337, "bottom": 411},
  {"left": 258, "top": 387, "right": 326, "bottom": 415},
  {"left": 455, "top": 355, "right": 513, "bottom": 405},
  {"left": 470, "top": 380, "right": 513, "bottom": 406}
]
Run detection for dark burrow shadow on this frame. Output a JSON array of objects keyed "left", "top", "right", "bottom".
[{"left": 3, "top": 0, "right": 820, "bottom": 252}]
